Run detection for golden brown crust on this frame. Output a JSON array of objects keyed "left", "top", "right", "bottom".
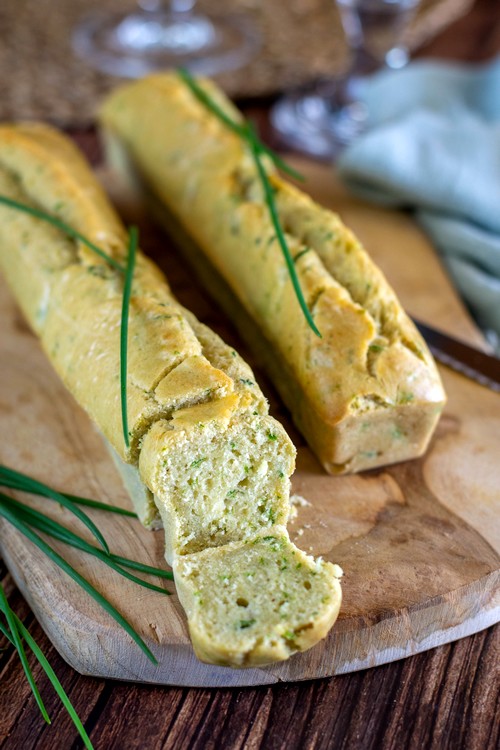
[
  {"left": 100, "top": 73, "right": 446, "bottom": 473},
  {"left": 0, "top": 123, "right": 265, "bottom": 461}
]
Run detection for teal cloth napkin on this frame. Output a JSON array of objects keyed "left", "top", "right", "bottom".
[{"left": 337, "top": 56, "right": 500, "bottom": 349}]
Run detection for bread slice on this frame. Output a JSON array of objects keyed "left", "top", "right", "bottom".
[
  {"left": 139, "top": 398, "right": 295, "bottom": 563},
  {"left": 175, "top": 527, "right": 342, "bottom": 667},
  {"left": 100, "top": 73, "right": 446, "bottom": 474},
  {"left": 0, "top": 122, "right": 342, "bottom": 666}
]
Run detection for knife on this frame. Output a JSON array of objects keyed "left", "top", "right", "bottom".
[{"left": 414, "top": 319, "right": 500, "bottom": 393}]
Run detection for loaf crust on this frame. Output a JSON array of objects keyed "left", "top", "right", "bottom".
[
  {"left": 100, "top": 74, "right": 446, "bottom": 474},
  {"left": 0, "top": 123, "right": 342, "bottom": 667},
  {"left": 0, "top": 123, "right": 268, "bottom": 462}
]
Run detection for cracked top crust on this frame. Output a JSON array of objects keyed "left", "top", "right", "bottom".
[{"left": 0, "top": 122, "right": 265, "bottom": 462}]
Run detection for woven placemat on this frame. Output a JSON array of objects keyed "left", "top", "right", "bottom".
[{"left": 0, "top": 0, "right": 473, "bottom": 124}]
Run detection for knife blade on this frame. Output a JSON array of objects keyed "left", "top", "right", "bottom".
[{"left": 414, "top": 319, "right": 500, "bottom": 393}]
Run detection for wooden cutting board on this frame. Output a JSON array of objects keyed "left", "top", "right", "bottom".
[{"left": 0, "top": 159, "right": 498, "bottom": 687}]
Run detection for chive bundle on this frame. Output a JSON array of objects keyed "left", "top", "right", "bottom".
[
  {"left": 0, "top": 499, "right": 158, "bottom": 662},
  {"left": 0, "top": 468, "right": 172, "bottom": 660},
  {"left": 0, "top": 465, "right": 110, "bottom": 553},
  {"left": 0, "top": 464, "right": 136, "bottom": 516},
  {"left": 0, "top": 585, "right": 94, "bottom": 749},
  {"left": 1, "top": 494, "right": 171, "bottom": 594},
  {"left": 0, "top": 466, "right": 173, "bottom": 587},
  {"left": 177, "top": 68, "right": 321, "bottom": 338},
  {"left": 0, "top": 465, "right": 174, "bottom": 747}
]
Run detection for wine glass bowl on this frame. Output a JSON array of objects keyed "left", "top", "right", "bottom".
[
  {"left": 271, "top": 0, "right": 421, "bottom": 160},
  {"left": 73, "top": 0, "right": 260, "bottom": 79},
  {"left": 337, "top": 0, "right": 420, "bottom": 70}
]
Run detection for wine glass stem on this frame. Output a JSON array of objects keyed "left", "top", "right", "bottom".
[
  {"left": 171, "top": 0, "right": 197, "bottom": 15},
  {"left": 323, "top": 44, "right": 366, "bottom": 110},
  {"left": 138, "top": 0, "right": 197, "bottom": 15}
]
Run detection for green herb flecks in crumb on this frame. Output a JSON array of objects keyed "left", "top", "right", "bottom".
[
  {"left": 190, "top": 457, "right": 207, "bottom": 468},
  {"left": 398, "top": 392, "right": 414, "bottom": 404},
  {"left": 239, "top": 378, "right": 255, "bottom": 386},
  {"left": 238, "top": 619, "right": 256, "bottom": 629},
  {"left": 293, "top": 247, "right": 311, "bottom": 263}
]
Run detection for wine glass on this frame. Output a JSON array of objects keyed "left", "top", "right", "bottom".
[
  {"left": 72, "top": 0, "right": 260, "bottom": 79},
  {"left": 271, "top": 0, "right": 421, "bottom": 159}
]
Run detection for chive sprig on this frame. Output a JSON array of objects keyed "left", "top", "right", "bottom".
[
  {"left": 177, "top": 68, "right": 304, "bottom": 182},
  {"left": 120, "top": 226, "right": 138, "bottom": 448},
  {"left": 0, "top": 196, "right": 137, "bottom": 449},
  {"left": 0, "top": 195, "right": 124, "bottom": 272},
  {"left": 246, "top": 124, "right": 321, "bottom": 338},
  {"left": 177, "top": 68, "right": 321, "bottom": 337},
  {"left": 0, "top": 583, "right": 50, "bottom": 722}
]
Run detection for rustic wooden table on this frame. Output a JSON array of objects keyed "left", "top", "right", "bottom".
[{"left": 1, "top": 0, "right": 499, "bottom": 748}]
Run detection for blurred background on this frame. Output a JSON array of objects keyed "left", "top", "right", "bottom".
[
  {"left": 1, "top": 0, "right": 499, "bottom": 344},
  {"left": 1, "top": 0, "right": 495, "bottom": 124}
]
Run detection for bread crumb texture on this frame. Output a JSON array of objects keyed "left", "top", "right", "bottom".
[
  {"left": 175, "top": 527, "right": 342, "bottom": 667},
  {"left": 140, "top": 407, "right": 295, "bottom": 563}
]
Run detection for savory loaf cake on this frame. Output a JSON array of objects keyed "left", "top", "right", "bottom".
[
  {"left": 0, "top": 122, "right": 342, "bottom": 666},
  {"left": 100, "top": 73, "right": 446, "bottom": 475}
]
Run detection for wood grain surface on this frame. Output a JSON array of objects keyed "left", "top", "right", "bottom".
[
  {"left": 2, "top": 0, "right": 500, "bottom": 746},
  {"left": 0, "top": 157, "right": 498, "bottom": 688},
  {"left": 0, "top": 561, "right": 499, "bottom": 749}
]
